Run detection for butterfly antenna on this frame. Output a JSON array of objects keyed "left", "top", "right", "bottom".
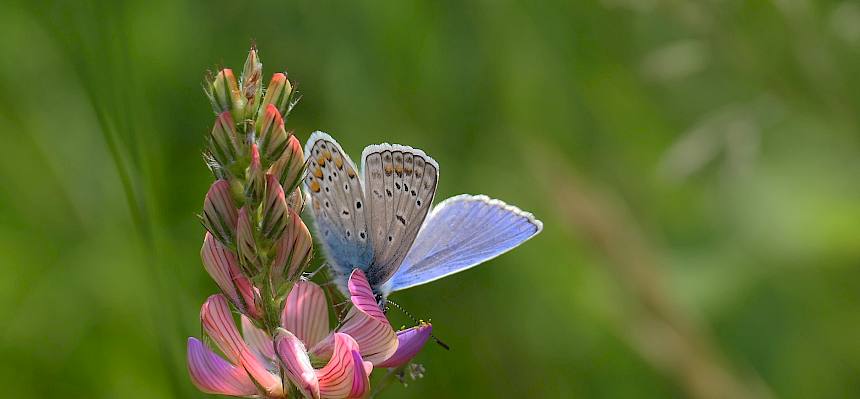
[
  {"left": 386, "top": 299, "right": 450, "bottom": 351},
  {"left": 305, "top": 262, "right": 328, "bottom": 280}
]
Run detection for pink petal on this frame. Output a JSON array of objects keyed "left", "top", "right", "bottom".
[
  {"left": 377, "top": 323, "right": 432, "bottom": 368},
  {"left": 201, "top": 179, "right": 238, "bottom": 245},
  {"left": 236, "top": 206, "right": 259, "bottom": 273},
  {"left": 270, "top": 134, "right": 304, "bottom": 191},
  {"left": 281, "top": 280, "right": 330, "bottom": 349},
  {"left": 275, "top": 328, "right": 321, "bottom": 399},
  {"left": 233, "top": 274, "right": 262, "bottom": 320},
  {"left": 325, "top": 270, "right": 397, "bottom": 365},
  {"left": 347, "top": 270, "right": 386, "bottom": 323},
  {"left": 200, "top": 294, "right": 282, "bottom": 396},
  {"left": 257, "top": 104, "right": 288, "bottom": 163},
  {"left": 261, "top": 174, "right": 289, "bottom": 241},
  {"left": 241, "top": 315, "right": 274, "bottom": 361},
  {"left": 271, "top": 209, "right": 313, "bottom": 285},
  {"left": 187, "top": 337, "right": 256, "bottom": 396},
  {"left": 201, "top": 233, "right": 241, "bottom": 306},
  {"left": 316, "top": 333, "right": 372, "bottom": 399}
]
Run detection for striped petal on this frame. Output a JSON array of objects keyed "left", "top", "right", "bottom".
[
  {"left": 200, "top": 295, "right": 282, "bottom": 396},
  {"left": 316, "top": 333, "right": 372, "bottom": 399},
  {"left": 201, "top": 233, "right": 242, "bottom": 307},
  {"left": 281, "top": 280, "right": 329, "bottom": 348},
  {"left": 270, "top": 134, "right": 305, "bottom": 193},
  {"left": 201, "top": 179, "right": 238, "bottom": 246},
  {"left": 257, "top": 104, "right": 289, "bottom": 164},
  {"left": 324, "top": 270, "right": 397, "bottom": 365},
  {"left": 241, "top": 315, "right": 274, "bottom": 361},
  {"left": 377, "top": 323, "right": 432, "bottom": 368},
  {"left": 261, "top": 174, "right": 289, "bottom": 241},
  {"left": 233, "top": 274, "right": 262, "bottom": 320},
  {"left": 271, "top": 207, "right": 313, "bottom": 285},
  {"left": 187, "top": 337, "right": 256, "bottom": 397},
  {"left": 201, "top": 233, "right": 261, "bottom": 319},
  {"left": 236, "top": 206, "right": 259, "bottom": 274},
  {"left": 275, "top": 328, "right": 321, "bottom": 399}
]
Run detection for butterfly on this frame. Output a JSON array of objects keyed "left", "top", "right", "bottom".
[{"left": 303, "top": 131, "right": 542, "bottom": 304}]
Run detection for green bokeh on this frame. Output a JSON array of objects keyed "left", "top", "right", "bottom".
[{"left": 1, "top": 0, "right": 859, "bottom": 397}]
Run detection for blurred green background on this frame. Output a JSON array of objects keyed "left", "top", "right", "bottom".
[{"left": 2, "top": 0, "right": 860, "bottom": 397}]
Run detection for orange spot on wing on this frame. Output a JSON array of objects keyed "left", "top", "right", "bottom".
[
  {"left": 313, "top": 167, "right": 323, "bottom": 178},
  {"left": 310, "top": 180, "right": 321, "bottom": 193}
]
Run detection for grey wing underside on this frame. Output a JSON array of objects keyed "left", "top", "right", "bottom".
[
  {"left": 360, "top": 144, "right": 438, "bottom": 288},
  {"left": 382, "top": 194, "right": 543, "bottom": 294},
  {"left": 304, "top": 132, "right": 372, "bottom": 281}
]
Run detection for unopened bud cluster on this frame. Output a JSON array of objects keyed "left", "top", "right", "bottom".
[{"left": 200, "top": 47, "right": 310, "bottom": 332}]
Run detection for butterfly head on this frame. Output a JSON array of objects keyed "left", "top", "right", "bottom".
[{"left": 375, "top": 293, "right": 388, "bottom": 313}]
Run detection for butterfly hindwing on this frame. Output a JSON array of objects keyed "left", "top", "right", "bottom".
[
  {"left": 383, "top": 194, "right": 542, "bottom": 294},
  {"left": 304, "top": 132, "right": 372, "bottom": 278},
  {"left": 361, "top": 144, "right": 439, "bottom": 288}
]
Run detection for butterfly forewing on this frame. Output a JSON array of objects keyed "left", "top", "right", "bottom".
[
  {"left": 304, "top": 132, "right": 372, "bottom": 277},
  {"left": 384, "top": 195, "right": 542, "bottom": 294},
  {"left": 361, "top": 144, "right": 438, "bottom": 287}
]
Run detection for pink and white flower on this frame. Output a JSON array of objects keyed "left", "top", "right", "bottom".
[{"left": 188, "top": 270, "right": 432, "bottom": 398}]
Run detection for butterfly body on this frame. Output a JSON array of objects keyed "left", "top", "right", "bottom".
[{"left": 304, "top": 132, "right": 542, "bottom": 302}]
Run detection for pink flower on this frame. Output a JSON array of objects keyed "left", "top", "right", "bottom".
[{"left": 188, "top": 270, "right": 433, "bottom": 398}]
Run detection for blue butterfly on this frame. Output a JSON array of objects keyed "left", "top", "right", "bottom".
[{"left": 303, "top": 132, "right": 542, "bottom": 304}]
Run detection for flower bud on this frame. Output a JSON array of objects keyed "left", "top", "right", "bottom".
[
  {"left": 201, "top": 180, "right": 238, "bottom": 247},
  {"left": 201, "top": 233, "right": 262, "bottom": 320},
  {"left": 261, "top": 174, "right": 289, "bottom": 241},
  {"left": 236, "top": 206, "right": 260, "bottom": 275},
  {"left": 208, "top": 112, "right": 242, "bottom": 169},
  {"left": 241, "top": 47, "right": 263, "bottom": 120},
  {"left": 271, "top": 207, "right": 312, "bottom": 286},
  {"left": 259, "top": 73, "right": 293, "bottom": 118},
  {"left": 245, "top": 144, "right": 265, "bottom": 206},
  {"left": 256, "top": 105, "right": 289, "bottom": 165},
  {"left": 205, "top": 68, "right": 243, "bottom": 114},
  {"left": 269, "top": 135, "right": 305, "bottom": 193}
]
